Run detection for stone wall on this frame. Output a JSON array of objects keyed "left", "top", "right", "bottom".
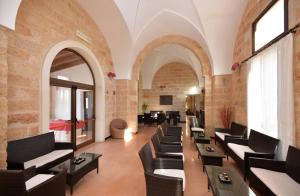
[
  {"left": 0, "top": 0, "right": 116, "bottom": 168},
  {"left": 232, "top": 0, "right": 300, "bottom": 146},
  {"left": 0, "top": 27, "right": 8, "bottom": 169},
  {"left": 138, "top": 63, "right": 199, "bottom": 121}
]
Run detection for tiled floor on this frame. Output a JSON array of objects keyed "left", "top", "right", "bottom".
[{"left": 68, "top": 123, "right": 239, "bottom": 196}]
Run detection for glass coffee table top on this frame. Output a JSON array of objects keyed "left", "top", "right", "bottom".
[
  {"left": 50, "top": 153, "right": 102, "bottom": 175},
  {"left": 205, "top": 166, "right": 256, "bottom": 196}
]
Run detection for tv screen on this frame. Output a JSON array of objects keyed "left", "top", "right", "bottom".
[{"left": 160, "top": 95, "right": 173, "bottom": 105}]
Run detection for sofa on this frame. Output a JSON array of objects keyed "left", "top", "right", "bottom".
[
  {"left": 215, "top": 122, "right": 247, "bottom": 150},
  {"left": 249, "top": 146, "right": 300, "bottom": 196},
  {"left": 226, "top": 129, "right": 279, "bottom": 178},
  {"left": 0, "top": 166, "right": 66, "bottom": 196},
  {"left": 7, "top": 132, "right": 74, "bottom": 173},
  {"left": 138, "top": 143, "right": 185, "bottom": 196}
]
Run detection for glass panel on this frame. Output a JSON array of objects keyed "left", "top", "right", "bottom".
[
  {"left": 49, "top": 86, "right": 72, "bottom": 142},
  {"left": 76, "top": 89, "right": 94, "bottom": 145},
  {"left": 254, "top": 0, "right": 284, "bottom": 51}
]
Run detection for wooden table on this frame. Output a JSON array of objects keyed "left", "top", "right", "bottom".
[{"left": 196, "top": 143, "right": 225, "bottom": 171}]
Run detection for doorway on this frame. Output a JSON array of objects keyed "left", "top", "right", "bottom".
[{"left": 49, "top": 49, "right": 95, "bottom": 148}]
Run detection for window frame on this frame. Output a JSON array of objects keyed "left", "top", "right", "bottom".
[{"left": 252, "top": 0, "right": 288, "bottom": 54}]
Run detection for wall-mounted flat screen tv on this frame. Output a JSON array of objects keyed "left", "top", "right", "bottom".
[{"left": 160, "top": 95, "right": 173, "bottom": 105}]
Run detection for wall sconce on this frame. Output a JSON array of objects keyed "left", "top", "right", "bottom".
[
  {"left": 107, "top": 72, "right": 116, "bottom": 79},
  {"left": 159, "top": 84, "right": 166, "bottom": 89}
]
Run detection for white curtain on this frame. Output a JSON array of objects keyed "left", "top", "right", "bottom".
[
  {"left": 55, "top": 87, "right": 71, "bottom": 120},
  {"left": 248, "top": 46, "right": 278, "bottom": 138},
  {"left": 247, "top": 34, "right": 295, "bottom": 160},
  {"left": 277, "top": 34, "right": 295, "bottom": 160}
]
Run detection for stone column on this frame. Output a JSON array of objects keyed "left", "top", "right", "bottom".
[{"left": 0, "top": 26, "right": 8, "bottom": 169}]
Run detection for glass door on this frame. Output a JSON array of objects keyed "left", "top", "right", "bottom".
[
  {"left": 49, "top": 86, "right": 72, "bottom": 143},
  {"left": 75, "top": 89, "right": 95, "bottom": 146}
]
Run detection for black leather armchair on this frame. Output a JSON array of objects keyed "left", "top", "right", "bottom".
[
  {"left": 226, "top": 129, "right": 279, "bottom": 179},
  {"left": 0, "top": 166, "right": 66, "bottom": 196},
  {"left": 215, "top": 122, "right": 247, "bottom": 150},
  {"left": 157, "top": 128, "right": 181, "bottom": 145},
  {"left": 159, "top": 122, "right": 182, "bottom": 137},
  {"left": 138, "top": 143, "right": 185, "bottom": 196},
  {"left": 248, "top": 146, "right": 300, "bottom": 195},
  {"left": 151, "top": 133, "right": 183, "bottom": 160}
]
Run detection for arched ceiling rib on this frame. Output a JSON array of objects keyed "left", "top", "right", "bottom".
[{"left": 2, "top": 0, "right": 248, "bottom": 77}]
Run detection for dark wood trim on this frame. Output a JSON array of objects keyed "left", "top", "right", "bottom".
[
  {"left": 71, "top": 86, "right": 77, "bottom": 150},
  {"left": 242, "top": 22, "right": 300, "bottom": 64},
  {"left": 50, "top": 59, "right": 84, "bottom": 72},
  {"left": 50, "top": 78, "right": 94, "bottom": 90},
  {"left": 252, "top": 0, "right": 288, "bottom": 54}
]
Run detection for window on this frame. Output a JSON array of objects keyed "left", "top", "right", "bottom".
[
  {"left": 247, "top": 47, "right": 278, "bottom": 138},
  {"left": 253, "top": 0, "right": 288, "bottom": 52}
]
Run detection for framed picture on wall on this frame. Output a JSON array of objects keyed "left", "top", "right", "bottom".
[{"left": 160, "top": 95, "right": 173, "bottom": 105}]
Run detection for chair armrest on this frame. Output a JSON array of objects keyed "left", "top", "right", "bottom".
[
  {"left": 161, "top": 136, "right": 181, "bottom": 142},
  {"left": 245, "top": 152, "right": 275, "bottom": 160},
  {"left": 154, "top": 158, "right": 183, "bottom": 170},
  {"left": 155, "top": 152, "right": 183, "bottom": 160},
  {"left": 28, "top": 170, "right": 66, "bottom": 195},
  {"left": 159, "top": 144, "right": 183, "bottom": 153},
  {"left": 225, "top": 137, "right": 248, "bottom": 145},
  {"left": 165, "top": 131, "right": 182, "bottom": 137},
  {"left": 160, "top": 141, "right": 182, "bottom": 145},
  {"left": 224, "top": 135, "right": 244, "bottom": 140},
  {"left": 215, "top": 128, "right": 230, "bottom": 134},
  {"left": 23, "top": 166, "right": 36, "bottom": 181},
  {"left": 145, "top": 172, "right": 183, "bottom": 195},
  {"left": 55, "top": 142, "right": 74, "bottom": 150},
  {"left": 167, "top": 127, "right": 182, "bottom": 132},
  {"left": 249, "top": 157, "right": 286, "bottom": 172},
  {"left": 7, "top": 162, "right": 25, "bottom": 170}
]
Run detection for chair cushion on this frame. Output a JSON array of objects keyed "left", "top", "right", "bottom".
[
  {"left": 25, "top": 174, "right": 54, "bottom": 190},
  {"left": 215, "top": 132, "right": 230, "bottom": 141},
  {"left": 191, "top": 127, "right": 204, "bottom": 132},
  {"left": 154, "top": 169, "right": 185, "bottom": 190},
  {"left": 24, "top": 149, "right": 73, "bottom": 169},
  {"left": 251, "top": 167, "right": 300, "bottom": 196},
  {"left": 227, "top": 143, "right": 254, "bottom": 160},
  {"left": 166, "top": 152, "right": 185, "bottom": 161}
]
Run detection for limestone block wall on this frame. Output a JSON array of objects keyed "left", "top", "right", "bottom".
[
  {"left": 0, "top": 0, "right": 116, "bottom": 168},
  {"left": 138, "top": 63, "right": 199, "bottom": 121},
  {"left": 232, "top": 0, "right": 300, "bottom": 146},
  {"left": 0, "top": 27, "right": 8, "bottom": 168}
]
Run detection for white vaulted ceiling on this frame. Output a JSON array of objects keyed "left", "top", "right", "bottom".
[
  {"left": 75, "top": 0, "right": 248, "bottom": 78},
  {"left": 0, "top": 0, "right": 248, "bottom": 78}
]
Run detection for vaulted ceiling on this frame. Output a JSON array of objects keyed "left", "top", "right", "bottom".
[{"left": 0, "top": 0, "right": 248, "bottom": 79}]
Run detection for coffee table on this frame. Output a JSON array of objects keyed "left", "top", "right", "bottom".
[
  {"left": 205, "top": 166, "right": 256, "bottom": 196},
  {"left": 196, "top": 143, "right": 225, "bottom": 171},
  {"left": 49, "top": 152, "right": 102, "bottom": 194},
  {"left": 193, "top": 132, "right": 210, "bottom": 144}
]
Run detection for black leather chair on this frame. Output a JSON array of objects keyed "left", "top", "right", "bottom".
[
  {"left": 226, "top": 129, "right": 280, "bottom": 179},
  {"left": 151, "top": 133, "right": 183, "bottom": 160},
  {"left": 0, "top": 166, "right": 66, "bottom": 196},
  {"left": 249, "top": 146, "right": 300, "bottom": 195},
  {"left": 159, "top": 122, "right": 182, "bottom": 137},
  {"left": 138, "top": 143, "right": 185, "bottom": 196},
  {"left": 215, "top": 122, "right": 247, "bottom": 150},
  {"left": 144, "top": 113, "right": 154, "bottom": 126},
  {"left": 157, "top": 113, "right": 166, "bottom": 125},
  {"left": 157, "top": 128, "right": 181, "bottom": 144}
]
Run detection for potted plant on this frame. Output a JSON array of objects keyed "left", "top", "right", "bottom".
[{"left": 142, "top": 102, "right": 149, "bottom": 113}]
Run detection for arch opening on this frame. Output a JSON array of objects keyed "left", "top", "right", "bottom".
[{"left": 41, "top": 40, "right": 106, "bottom": 143}]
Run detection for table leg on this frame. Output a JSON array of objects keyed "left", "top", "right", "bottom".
[{"left": 70, "top": 186, "right": 73, "bottom": 195}]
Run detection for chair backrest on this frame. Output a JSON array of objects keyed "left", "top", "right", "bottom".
[
  {"left": 151, "top": 133, "right": 160, "bottom": 153},
  {"left": 157, "top": 113, "right": 166, "bottom": 124},
  {"left": 248, "top": 129, "right": 279, "bottom": 153},
  {"left": 110, "top": 119, "right": 127, "bottom": 129},
  {"left": 230, "top": 122, "right": 247, "bottom": 136},
  {"left": 7, "top": 132, "right": 55, "bottom": 164},
  {"left": 138, "top": 143, "right": 154, "bottom": 173},
  {"left": 0, "top": 169, "right": 26, "bottom": 196},
  {"left": 160, "top": 123, "right": 168, "bottom": 135},
  {"left": 286, "top": 146, "right": 300, "bottom": 183}
]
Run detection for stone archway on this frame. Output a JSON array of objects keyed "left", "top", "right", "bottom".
[
  {"left": 117, "top": 35, "right": 214, "bottom": 135},
  {"left": 41, "top": 40, "right": 106, "bottom": 142}
]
